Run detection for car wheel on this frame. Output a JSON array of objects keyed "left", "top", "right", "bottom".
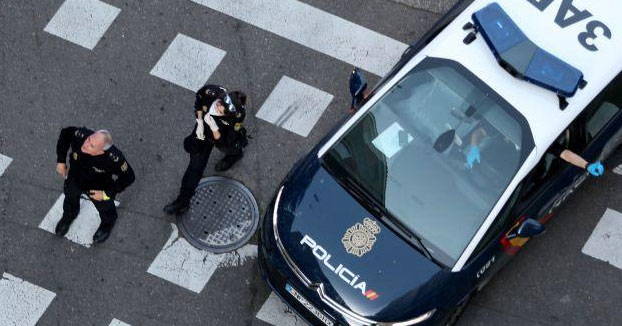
[{"left": 441, "top": 293, "right": 472, "bottom": 326}]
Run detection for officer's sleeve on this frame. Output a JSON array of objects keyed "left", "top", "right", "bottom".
[
  {"left": 56, "top": 126, "right": 79, "bottom": 163},
  {"left": 549, "top": 142, "right": 565, "bottom": 158},
  {"left": 106, "top": 152, "right": 135, "bottom": 197},
  {"left": 234, "top": 106, "right": 246, "bottom": 124},
  {"left": 195, "top": 85, "right": 209, "bottom": 113}
]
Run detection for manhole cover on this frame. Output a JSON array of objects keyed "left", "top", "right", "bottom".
[{"left": 177, "top": 176, "right": 259, "bottom": 253}]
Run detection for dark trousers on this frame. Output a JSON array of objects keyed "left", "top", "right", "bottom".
[
  {"left": 179, "top": 142, "right": 215, "bottom": 203},
  {"left": 178, "top": 141, "right": 243, "bottom": 204},
  {"left": 62, "top": 177, "right": 118, "bottom": 226}
]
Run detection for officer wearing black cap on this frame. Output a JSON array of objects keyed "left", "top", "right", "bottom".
[
  {"left": 55, "top": 127, "right": 135, "bottom": 243},
  {"left": 163, "top": 84, "right": 247, "bottom": 215}
]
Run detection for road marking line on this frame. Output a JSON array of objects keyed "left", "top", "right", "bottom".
[
  {"left": 109, "top": 318, "right": 131, "bottom": 326},
  {"left": 256, "top": 292, "right": 308, "bottom": 326},
  {"left": 0, "top": 153, "right": 12, "bottom": 177},
  {"left": 0, "top": 273, "right": 56, "bottom": 326},
  {"left": 38, "top": 194, "right": 120, "bottom": 248},
  {"left": 190, "top": 0, "right": 408, "bottom": 76},
  {"left": 147, "top": 224, "right": 257, "bottom": 293},
  {"left": 582, "top": 208, "right": 622, "bottom": 269},
  {"left": 614, "top": 164, "right": 622, "bottom": 175},
  {"left": 44, "top": 0, "right": 121, "bottom": 50},
  {"left": 150, "top": 33, "right": 227, "bottom": 92},
  {"left": 256, "top": 76, "right": 334, "bottom": 137}
]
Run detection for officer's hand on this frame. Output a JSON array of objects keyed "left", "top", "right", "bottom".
[
  {"left": 89, "top": 190, "right": 104, "bottom": 201},
  {"left": 586, "top": 161, "right": 604, "bottom": 177},
  {"left": 56, "top": 163, "right": 67, "bottom": 179},
  {"left": 195, "top": 119, "right": 205, "bottom": 140},
  {"left": 204, "top": 114, "right": 219, "bottom": 132},
  {"left": 466, "top": 145, "right": 481, "bottom": 169}
]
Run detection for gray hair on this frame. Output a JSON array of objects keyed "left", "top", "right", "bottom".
[{"left": 96, "top": 130, "right": 114, "bottom": 150}]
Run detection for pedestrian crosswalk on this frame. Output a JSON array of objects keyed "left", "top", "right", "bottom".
[
  {"left": 0, "top": 273, "right": 56, "bottom": 326},
  {"left": 190, "top": 0, "right": 408, "bottom": 76},
  {"left": 38, "top": 194, "right": 120, "bottom": 248},
  {"left": 0, "top": 153, "right": 11, "bottom": 177},
  {"left": 109, "top": 318, "right": 132, "bottom": 326},
  {"left": 256, "top": 76, "right": 334, "bottom": 137},
  {"left": 582, "top": 208, "right": 622, "bottom": 269},
  {"left": 256, "top": 292, "right": 309, "bottom": 326},
  {"left": 150, "top": 34, "right": 227, "bottom": 92},
  {"left": 44, "top": 0, "right": 120, "bottom": 50},
  {"left": 147, "top": 224, "right": 257, "bottom": 293}
]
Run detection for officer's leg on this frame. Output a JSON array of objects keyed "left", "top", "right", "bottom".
[
  {"left": 215, "top": 143, "right": 243, "bottom": 172},
  {"left": 164, "top": 143, "right": 213, "bottom": 215},
  {"left": 92, "top": 198, "right": 118, "bottom": 243},
  {"left": 56, "top": 177, "right": 81, "bottom": 236}
]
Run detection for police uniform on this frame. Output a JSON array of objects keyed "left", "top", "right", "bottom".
[
  {"left": 55, "top": 127, "right": 135, "bottom": 242},
  {"left": 170, "top": 85, "right": 247, "bottom": 212}
]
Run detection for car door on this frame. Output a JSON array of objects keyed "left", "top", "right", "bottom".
[{"left": 465, "top": 72, "right": 622, "bottom": 286}]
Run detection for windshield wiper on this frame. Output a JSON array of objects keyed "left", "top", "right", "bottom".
[{"left": 322, "top": 160, "right": 435, "bottom": 261}]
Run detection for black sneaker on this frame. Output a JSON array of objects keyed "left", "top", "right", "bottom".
[
  {"left": 54, "top": 217, "right": 73, "bottom": 237},
  {"left": 163, "top": 199, "right": 189, "bottom": 216},
  {"left": 93, "top": 222, "right": 114, "bottom": 243}
]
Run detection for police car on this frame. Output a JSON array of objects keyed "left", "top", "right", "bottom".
[{"left": 258, "top": 0, "right": 622, "bottom": 325}]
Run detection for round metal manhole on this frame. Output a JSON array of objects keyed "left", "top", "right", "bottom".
[{"left": 177, "top": 176, "right": 259, "bottom": 253}]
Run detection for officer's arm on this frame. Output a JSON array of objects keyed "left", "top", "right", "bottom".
[
  {"left": 56, "top": 126, "right": 78, "bottom": 163},
  {"left": 559, "top": 149, "right": 589, "bottom": 169},
  {"left": 107, "top": 157, "right": 135, "bottom": 198}
]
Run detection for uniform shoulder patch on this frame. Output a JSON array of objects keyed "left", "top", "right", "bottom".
[
  {"left": 108, "top": 150, "right": 121, "bottom": 163},
  {"left": 120, "top": 161, "right": 128, "bottom": 172}
]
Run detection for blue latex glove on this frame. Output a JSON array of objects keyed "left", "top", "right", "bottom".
[
  {"left": 466, "top": 145, "right": 481, "bottom": 169},
  {"left": 586, "top": 161, "right": 604, "bottom": 177}
]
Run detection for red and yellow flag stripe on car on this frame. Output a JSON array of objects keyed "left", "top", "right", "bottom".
[{"left": 365, "top": 290, "right": 379, "bottom": 301}]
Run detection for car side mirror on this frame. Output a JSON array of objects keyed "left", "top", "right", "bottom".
[
  {"left": 516, "top": 218, "right": 545, "bottom": 238},
  {"left": 349, "top": 68, "right": 368, "bottom": 111}
]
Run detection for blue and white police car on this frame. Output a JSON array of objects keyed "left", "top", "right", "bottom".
[{"left": 258, "top": 0, "right": 622, "bottom": 325}]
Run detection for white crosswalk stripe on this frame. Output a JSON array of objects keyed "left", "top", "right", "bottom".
[
  {"left": 150, "top": 34, "right": 227, "bottom": 92},
  {"left": 613, "top": 164, "right": 622, "bottom": 175},
  {"left": 0, "top": 153, "right": 12, "bottom": 177},
  {"left": 0, "top": 273, "right": 56, "bottom": 326},
  {"left": 256, "top": 76, "right": 334, "bottom": 137},
  {"left": 582, "top": 208, "right": 622, "bottom": 269},
  {"left": 38, "top": 194, "right": 120, "bottom": 248},
  {"left": 256, "top": 292, "right": 308, "bottom": 326},
  {"left": 147, "top": 224, "right": 257, "bottom": 293},
  {"left": 109, "top": 318, "right": 132, "bottom": 326},
  {"left": 190, "top": 0, "right": 408, "bottom": 76},
  {"left": 44, "top": 0, "right": 121, "bottom": 50}
]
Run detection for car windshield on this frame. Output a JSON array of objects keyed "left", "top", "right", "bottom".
[{"left": 322, "top": 58, "right": 534, "bottom": 266}]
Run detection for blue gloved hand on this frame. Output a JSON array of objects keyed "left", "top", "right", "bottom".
[
  {"left": 586, "top": 161, "right": 604, "bottom": 177},
  {"left": 466, "top": 145, "right": 481, "bottom": 169}
]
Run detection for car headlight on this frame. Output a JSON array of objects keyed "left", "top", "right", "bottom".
[{"left": 378, "top": 309, "right": 436, "bottom": 326}]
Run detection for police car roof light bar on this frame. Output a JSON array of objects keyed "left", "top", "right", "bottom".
[{"left": 465, "top": 2, "right": 586, "bottom": 110}]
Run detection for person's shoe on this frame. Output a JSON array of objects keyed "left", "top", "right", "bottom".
[
  {"left": 163, "top": 199, "right": 189, "bottom": 216},
  {"left": 215, "top": 159, "right": 233, "bottom": 172},
  {"left": 54, "top": 217, "right": 73, "bottom": 237},
  {"left": 93, "top": 223, "right": 114, "bottom": 243}
]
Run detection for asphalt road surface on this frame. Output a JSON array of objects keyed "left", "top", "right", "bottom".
[{"left": 1, "top": 0, "right": 621, "bottom": 325}]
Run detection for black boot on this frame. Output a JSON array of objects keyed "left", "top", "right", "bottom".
[
  {"left": 93, "top": 222, "right": 115, "bottom": 243},
  {"left": 215, "top": 154, "right": 242, "bottom": 172},
  {"left": 55, "top": 216, "right": 74, "bottom": 237},
  {"left": 163, "top": 198, "right": 189, "bottom": 216}
]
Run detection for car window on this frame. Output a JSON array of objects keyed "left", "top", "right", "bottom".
[
  {"left": 322, "top": 58, "right": 534, "bottom": 266},
  {"left": 467, "top": 184, "right": 523, "bottom": 264},
  {"left": 586, "top": 102, "right": 621, "bottom": 141}
]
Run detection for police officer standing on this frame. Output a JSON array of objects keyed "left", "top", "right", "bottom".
[
  {"left": 55, "top": 127, "right": 135, "bottom": 243},
  {"left": 163, "top": 84, "right": 247, "bottom": 215}
]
